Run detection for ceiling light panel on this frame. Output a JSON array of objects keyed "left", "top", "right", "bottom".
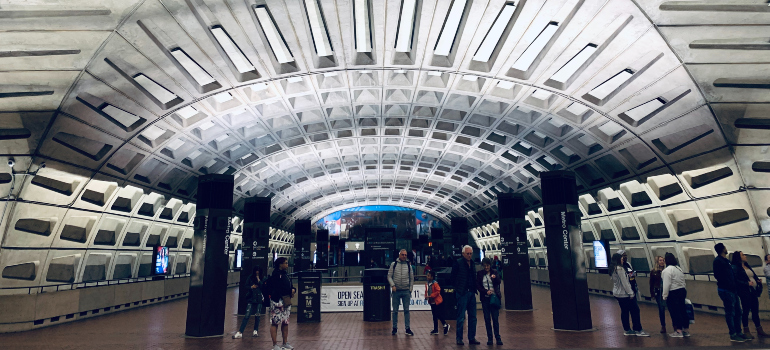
[
  {"left": 104, "top": 57, "right": 183, "bottom": 110},
  {"left": 545, "top": 14, "right": 632, "bottom": 90},
  {"left": 395, "top": 0, "right": 418, "bottom": 53},
  {"left": 469, "top": 1, "right": 525, "bottom": 72},
  {"left": 431, "top": 0, "right": 473, "bottom": 67},
  {"left": 185, "top": 0, "right": 261, "bottom": 82},
  {"left": 137, "top": 19, "right": 221, "bottom": 94},
  {"left": 254, "top": 5, "right": 294, "bottom": 64},
  {"left": 303, "top": 0, "right": 334, "bottom": 58},
  {"left": 582, "top": 51, "right": 663, "bottom": 106},
  {"left": 508, "top": 0, "right": 584, "bottom": 80},
  {"left": 354, "top": 0, "right": 373, "bottom": 53}
]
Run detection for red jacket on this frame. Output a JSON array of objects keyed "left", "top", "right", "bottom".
[{"left": 425, "top": 280, "right": 443, "bottom": 305}]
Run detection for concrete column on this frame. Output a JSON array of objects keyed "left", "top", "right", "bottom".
[
  {"left": 498, "top": 193, "right": 532, "bottom": 311},
  {"left": 238, "top": 196, "right": 270, "bottom": 315}
]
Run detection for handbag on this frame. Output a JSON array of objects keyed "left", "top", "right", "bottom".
[
  {"left": 685, "top": 298, "right": 695, "bottom": 324},
  {"left": 490, "top": 294, "right": 501, "bottom": 309},
  {"left": 282, "top": 295, "right": 293, "bottom": 307}
]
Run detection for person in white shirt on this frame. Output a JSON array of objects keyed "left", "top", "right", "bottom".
[
  {"left": 610, "top": 253, "right": 650, "bottom": 337},
  {"left": 662, "top": 252, "right": 690, "bottom": 338}
]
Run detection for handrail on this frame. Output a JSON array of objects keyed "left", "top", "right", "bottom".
[{"left": 0, "top": 273, "right": 193, "bottom": 295}]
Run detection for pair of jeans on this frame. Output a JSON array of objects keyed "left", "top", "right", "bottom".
[
  {"left": 739, "top": 292, "right": 761, "bottom": 328},
  {"left": 238, "top": 303, "right": 262, "bottom": 333},
  {"left": 667, "top": 288, "right": 688, "bottom": 330},
  {"left": 391, "top": 290, "right": 411, "bottom": 329},
  {"left": 718, "top": 289, "right": 743, "bottom": 335},
  {"left": 616, "top": 296, "right": 642, "bottom": 331},
  {"left": 456, "top": 291, "right": 477, "bottom": 341},
  {"left": 654, "top": 290, "right": 667, "bottom": 327},
  {"left": 430, "top": 303, "right": 446, "bottom": 331},
  {"left": 480, "top": 296, "right": 501, "bottom": 341}
]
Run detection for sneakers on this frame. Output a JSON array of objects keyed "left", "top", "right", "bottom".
[
  {"left": 468, "top": 339, "right": 481, "bottom": 345},
  {"left": 660, "top": 326, "right": 667, "bottom": 334},
  {"left": 730, "top": 334, "right": 747, "bottom": 342},
  {"left": 282, "top": 343, "right": 294, "bottom": 350},
  {"left": 623, "top": 330, "right": 636, "bottom": 336},
  {"left": 669, "top": 332, "right": 684, "bottom": 338},
  {"left": 232, "top": 332, "right": 243, "bottom": 339},
  {"left": 443, "top": 324, "right": 450, "bottom": 335},
  {"left": 496, "top": 339, "right": 504, "bottom": 345},
  {"left": 682, "top": 331, "right": 690, "bottom": 337},
  {"left": 272, "top": 345, "right": 282, "bottom": 350},
  {"left": 392, "top": 328, "right": 397, "bottom": 336},
  {"left": 405, "top": 328, "right": 414, "bottom": 336},
  {"left": 636, "top": 330, "right": 650, "bottom": 337},
  {"left": 430, "top": 330, "right": 439, "bottom": 335},
  {"left": 253, "top": 330, "right": 259, "bottom": 337}
]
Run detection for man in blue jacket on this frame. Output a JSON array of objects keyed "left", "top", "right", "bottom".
[
  {"left": 453, "top": 245, "right": 480, "bottom": 345},
  {"left": 713, "top": 243, "right": 748, "bottom": 342}
]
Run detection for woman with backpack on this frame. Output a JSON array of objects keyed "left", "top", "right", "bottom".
[
  {"left": 476, "top": 258, "right": 502, "bottom": 345},
  {"left": 661, "top": 252, "right": 689, "bottom": 338},
  {"left": 610, "top": 253, "right": 650, "bottom": 337},
  {"left": 732, "top": 251, "right": 768, "bottom": 338},
  {"left": 233, "top": 266, "right": 264, "bottom": 339},
  {"left": 425, "top": 270, "right": 449, "bottom": 335}
]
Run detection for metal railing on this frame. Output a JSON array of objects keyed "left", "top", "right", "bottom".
[{"left": 0, "top": 273, "right": 192, "bottom": 295}]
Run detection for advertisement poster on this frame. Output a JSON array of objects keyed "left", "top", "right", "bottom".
[
  {"left": 320, "top": 285, "right": 431, "bottom": 312},
  {"left": 315, "top": 205, "right": 446, "bottom": 239}
]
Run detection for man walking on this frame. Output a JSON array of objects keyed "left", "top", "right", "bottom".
[
  {"left": 453, "top": 245, "right": 480, "bottom": 345},
  {"left": 714, "top": 243, "right": 748, "bottom": 342},
  {"left": 388, "top": 249, "right": 414, "bottom": 336}
]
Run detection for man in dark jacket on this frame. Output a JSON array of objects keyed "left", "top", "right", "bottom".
[
  {"left": 714, "top": 243, "right": 748, "bottom": 342},
  {"left": 453, "top": 245, "right": 480, "bottom": 345}
]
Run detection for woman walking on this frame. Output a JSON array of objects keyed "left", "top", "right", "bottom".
[
  {"left": 649, "top": 256, "right": 667, "bottom": 333},
  {"left": 477, "top": 258, "right": 503, "bottom": 345},
  {"left": 424, "top": 270, "right": 450, "bottom": 335},
  {"left": 732, "top": 251, "right": 768, "bottom": 338},
  {"left": 610, "top": 253, "right": 650, "bottom": 337},
  {"left": 267, "top": 257, "right": 296, "bottom": 350},
  {"left": 233, "top": 266, "right": 264, "bottom": 339},
  {"left": 661, "top": 253, "right": 689, "bottom": 337}
]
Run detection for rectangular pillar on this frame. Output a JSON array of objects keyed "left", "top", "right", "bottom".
[
  {"left": 450, "top": 217, "right": 469, "bottom": 259},
  {"left": 238, "top": 196, "right": 270, "bottom": 315},
  {"left": 294, "top": 220, "right": 312, "bottom": 272},
  {"left": 498, "top": 193, "right": 532, "bottom": 310},
  {"left": 185, "top": 174, "right": 234, "bottom": 337},
  {"left": 315, "top": 229, "right": 329, "bottom": 269},
  {"left": 541, "top": 170, "right": 592, "bottom": 331}
]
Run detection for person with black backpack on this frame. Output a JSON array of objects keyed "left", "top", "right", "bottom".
[
  {"left": 387, "top": 249, "right": 414, "bottom": 336},
  {"left": 233, "top": 266, "right": 264, "bottom": 339}
]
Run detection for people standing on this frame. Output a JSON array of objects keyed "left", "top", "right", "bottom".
[
  {"left": 661, "top": 253, "right": 689, "bottom": 338},
  {"left": 731, "top": 251, "right": 768, "bottom": 338},
  {"left": 649, "top": 256, "right": 667, "bottom": 333},
  {"left": 713, "top": 243, "right": 748, "bottom": 342},
  {"left": 266, "top": 257, "right": 296, "bottom": 350},
  {"left": 477, "top": 258, "right": 503, "bottom": 345},
  {"left": 610, "top": 253, "right": 650, "bottom": 337},
  {"left": 388, "top": 249, "right": 415, "bottom": 336},
  {"left": 234, "top": 267, "right": 264, "bottom": 339},
  {"left": 425, "top": 270, "right": 450, "bottom": 335},
  {"left": 618, "top": 250, "right": 638, "bottom": 296},
  {"left": 453, "top": 245, "right": 480, "bottom": 345}
]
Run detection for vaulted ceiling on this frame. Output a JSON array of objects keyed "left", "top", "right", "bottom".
[{"left": 0, "top": 0, "right": 768, "bottom": 232}]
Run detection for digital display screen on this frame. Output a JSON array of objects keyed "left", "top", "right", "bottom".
[
  {"left": 236, "top": 249, "right": 243, "bottom": 269},
  {"left": 593, "top": 241, "right": 608, "bottom": 269},
  {"left": 315, "top": 205, "right": 447, "bottom": 239},
  {"left": 153, "top": 246, "right": 169, "bottom": 275}
]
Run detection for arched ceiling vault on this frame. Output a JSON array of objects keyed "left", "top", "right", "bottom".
[{"left": 0, "top": 0, "right": 768, "bottom": 231}]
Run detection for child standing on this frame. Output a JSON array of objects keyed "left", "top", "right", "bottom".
[{"left": 425, "top": 270, "right": 450, "bottom": 335}]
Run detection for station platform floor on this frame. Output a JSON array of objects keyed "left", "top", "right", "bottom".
[{"left": 0, "top": 285, "right": 768, "bottom": 350}]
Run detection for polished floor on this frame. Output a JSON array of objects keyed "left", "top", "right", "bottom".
[{"left": 0, "top": 285, "right": 768, "bottom": 350}]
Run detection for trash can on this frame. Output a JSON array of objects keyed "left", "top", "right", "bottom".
[
  {"left": 297, "top": 271, "right": 321, "bottom": 323},
  {"left": 363, "top": 268, "right": 390, "bottom": 322},
  {"left": 435, "top": 268, "right": 456, "bottom": 321}
]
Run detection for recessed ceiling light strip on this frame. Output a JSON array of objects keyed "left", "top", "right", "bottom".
[
  {"left": 184, "top": 0, "right": 260, "bottom": 82},
  {"left": 582, "top": 51, "right": 663, "bottom": 106},
  {"left": 508, "top": 0, "right": 583, "bottom": 79},
  {"left": 472, "top": 1, "right": 518, "bottom": 63},
  {"left": 137, "top": 19, "right": 221, "bottom": 94},
  {"left": 75, "top": 92, "right": 147, "bottom": 132},
  {"left": 0, "top": 5, "right": 111, "bottom": 18},
  {"left": 104, "top": 57, "right": 183, "bottom": 110},
  {"left": 618, "top": 86, "right": 690, "bottom": 127},
  {"left": 303, "top": 0, "right": 334, "bottom": 57},
  {"left": 434, "top": 0, "right": 468, "bottom": 57},
  {"left": 395, "top": 0, "right": 418, "bottom": 53},
  {"left": 659, "top": 1, "right": 770, "bottom": 12},
  {"left": 253, "top": 5, "right": 294, "bottom": 64},
  {"left": 354, "top": 0, "right": 373, "bottom": 53},
  {"left": 545, "top": 14, "right": 632, "bottom": 90}
]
